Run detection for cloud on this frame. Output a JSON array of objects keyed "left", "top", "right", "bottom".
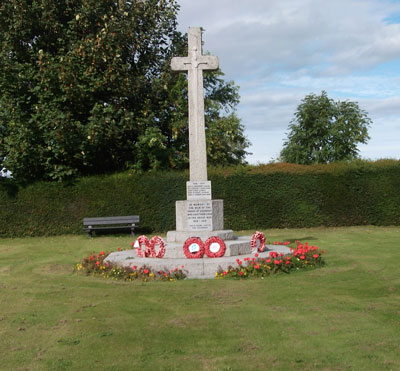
[
  {"left": 178, "top": 0, "right": 400, "bottom": 78},
  {"left": 176, "top": 0, "right": 400, "bottom": 161}
]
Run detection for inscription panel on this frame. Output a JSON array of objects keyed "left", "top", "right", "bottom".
[
  {"left": 186, "top": 181, "right": 212, "bottom": 200},
  {"left": 187, "top": 200, "right": 213, "bottom": 230}
]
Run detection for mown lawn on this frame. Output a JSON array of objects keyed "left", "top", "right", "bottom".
[{"left": 0, "top": 226, "right": 399, "bottom": 370}]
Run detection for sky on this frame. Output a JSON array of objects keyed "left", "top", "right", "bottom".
[{"left": 176, "top": 0, "right": 400, "bottom": 164}]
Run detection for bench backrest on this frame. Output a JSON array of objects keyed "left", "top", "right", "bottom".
[{"left": 83, "top": 216, "right": 139, "bottom": 226}]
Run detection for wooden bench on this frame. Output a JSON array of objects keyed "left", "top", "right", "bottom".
[{"left": 83, "top": 215, "right": 139, "bottom": 238}]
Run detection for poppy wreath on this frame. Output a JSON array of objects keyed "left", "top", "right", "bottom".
[
  {"left": 183, "top": 237, "right": 205, "bottom": 259},
  {"left": 251, "top": 231, "right": 266, "bottom": 252},
  {"left": 134, "top": 235, "right": 152, "bottom": 257},
  {"left": 204, "top": 236, "right": 226, "bottom": 258},
  {"left": 149, "top": 236, "right": 166, "bottom": 258}
]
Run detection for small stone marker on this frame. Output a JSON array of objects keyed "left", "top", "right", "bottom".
[
  {"left": 171, "top": 27, "right": 218, "bottom": 182},
  {"left": 186, "top": 181, "right": 211, "bottom": 200}
]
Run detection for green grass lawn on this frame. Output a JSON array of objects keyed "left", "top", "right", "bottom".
[{"left": 0, "top": 226, "right": 399, "bottom": 370}]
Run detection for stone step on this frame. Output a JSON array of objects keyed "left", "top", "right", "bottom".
[
  {"left": 104, "top": 244, "right": 292, "bottom": 279},
  {"left": 163, "top": 236, "right": 252, "bottom": 259},
  {"left": 166, "top": 229, "right": 234, "bottom": 243}
]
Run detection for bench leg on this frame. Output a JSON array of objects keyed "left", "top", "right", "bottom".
[{"left": 131, "top": 224, "right": 135, "bottom": 238}]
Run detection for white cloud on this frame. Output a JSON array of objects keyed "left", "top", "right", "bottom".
[{"left": 176, "top": 0, "right": 400, "bottom": 162}]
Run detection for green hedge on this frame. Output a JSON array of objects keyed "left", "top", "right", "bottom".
[{"left": 0, "top": 160, "right": 399, "bottom": 237}]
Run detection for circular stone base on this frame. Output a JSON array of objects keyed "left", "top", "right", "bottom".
[{"left": 104, "top": 243, "right": 291, "bottom": 279}]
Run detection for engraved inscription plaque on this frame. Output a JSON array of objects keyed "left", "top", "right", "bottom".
[
  {"left": 187, "top": 200, "right": 213, "bottom": 230},
  {"left": 186, "top": 181, "right": 212, "bottom": 200}
]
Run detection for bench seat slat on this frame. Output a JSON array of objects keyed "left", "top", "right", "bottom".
[
  {"left": 84, "top": 226, "right": 133, "bottom": 231},
  {"left": 83, "top": 216, "right": 139, "bottom": 224},
  {"left": 83, "top": 220, "right": 137, "bottom": 226},
  {"left": 82, "top": 215, "right": 139, "bottom": 237},
  {"left": 83, "top": 216, "right": 139, "bottom": 221}
]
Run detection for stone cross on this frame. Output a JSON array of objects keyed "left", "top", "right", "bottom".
[{"left": 171, "top": 27, "right": 219, "bottom": 181}]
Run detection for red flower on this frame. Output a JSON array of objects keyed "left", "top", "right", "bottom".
[
  {"left": 117, "top": 247, "right": 121, "bottom": 251},
  {"left": 254, "top": 265, "right": 260, "bottom": 269},
  {"left": 223, "top": 271, "right": 228, "bottom": 275},
  {"left": 266, "top": 259, "right": 271, "bottom": 263},
  {"left": 95, "top": 261, "right": 100, "bottom": 266},
  {"left": 300, "top": 255, "right": 306, "bottom": 260},
  {"left": 285, "top": 261, "right": 291, "bottom": 265},
  {"left": 313, "top": 254, "right": 319, "bottom": 258},
  {"left": 143, "top": 269, "right": 149, "bottom": 274},
  {"left": 132, "top": 265, "right": 137, "bottom": 270},
  {"left": 286, "top": 256, "right": 291, "bottom": 260},
  {"left": 274, "top": 260, "right": 279, "bottom": 265},
  {"left": 255, "top": 253, "right": 259, "bottom": 258},
  {"left": 100, "top": 251, "right": 105, "bottom": 255},
  {"left": 130, "top": 242, "right": 134, "bottom": 246},
  {"left": 238, "top": 271, "right": 244, "bottom": 276}
]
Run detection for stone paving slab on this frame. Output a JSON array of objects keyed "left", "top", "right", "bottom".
[{"left": 104, "top": 243, "right": 292, "bottom": 279}]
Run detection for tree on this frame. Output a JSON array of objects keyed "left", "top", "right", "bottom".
[
  {"left": 280, "top": 91, "right": 371, "bottom": 164},
  {"left": 0, "top": 0, "right": 249, "bottom": 183}
]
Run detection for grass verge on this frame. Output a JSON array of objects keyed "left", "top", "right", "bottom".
[{"left": 0, "top": 226, "right": 399, "bottom": 370}]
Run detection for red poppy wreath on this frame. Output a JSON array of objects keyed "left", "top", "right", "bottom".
[
  {"left": 183, "top": 237, "right": 204, "bottom": 259},
  {"left": 251, "top": 231, "right": 266, "bottom": 252},
  {"left": 134, "top": 235, "right": 151, "bottom": 257},
  {"left": 149, "top": 236, "right": 166, "bottom": 258},
  {"left": 204, "top": 236, "right": 226, "bottom": 258}
]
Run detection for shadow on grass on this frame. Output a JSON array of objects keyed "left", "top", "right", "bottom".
[{"left": 280, "top": 236, "right": 319, "bottom": 243}]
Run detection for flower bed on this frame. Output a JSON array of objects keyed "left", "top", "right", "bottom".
[
  {"left": 75, "top": 240, "right": 325, "bottom": 281},
  {"left": 74, "top": 249, "right": 187, "bottom": 282},
  {"left": 216, "top": 241, "right": 325, "bottom": 279}
]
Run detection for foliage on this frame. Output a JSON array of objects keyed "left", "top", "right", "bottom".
[
  {"left": 216, "top": 241, "right": 325, "bottom": 279},
  {"left": 75, "top": 248, "right": 187, "bottom": 281},
  {"left": 0, "top": 0, "right": 249, "bottom": 183},
  {"left": 280, "top": 91, "right": 371, "bottom": 164},
  {"left": 0, "top": 160, "right": 399, "bottom": 237}
]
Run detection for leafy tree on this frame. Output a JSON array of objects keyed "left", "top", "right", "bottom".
[
  {"left": 280, "top": 91, "right": 371, "bottom": 164},
  {"left": 0, "top": 0, "right": 249, "bottom": 183}
]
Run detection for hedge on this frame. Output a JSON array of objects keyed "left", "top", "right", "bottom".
[{"left": 0, "top": 160, "right": 399, "bottom": 237}]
